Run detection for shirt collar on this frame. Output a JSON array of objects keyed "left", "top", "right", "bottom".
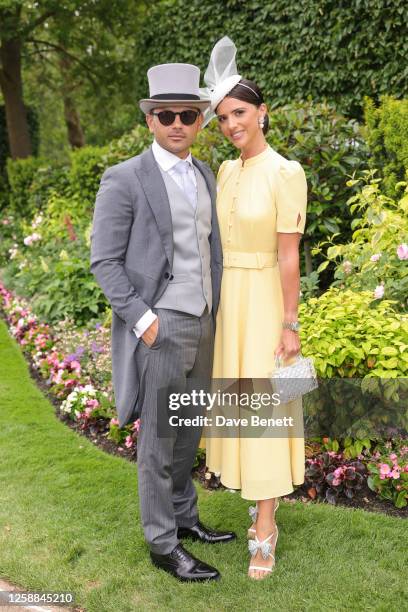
[{"left": 152, "top": 139, "right": 193, "bottom": 172}]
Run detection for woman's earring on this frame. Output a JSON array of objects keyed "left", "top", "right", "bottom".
[{"left": 258, "top": 116, "right": 265, "bottom": 129}]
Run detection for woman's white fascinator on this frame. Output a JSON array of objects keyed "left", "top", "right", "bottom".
[{"left": 200, "top": 36, "right": 242, "bottom": 127}]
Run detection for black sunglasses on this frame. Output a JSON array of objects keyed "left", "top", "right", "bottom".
[{"left": 150, "top": 109, "right": 200, "bottom": 126}]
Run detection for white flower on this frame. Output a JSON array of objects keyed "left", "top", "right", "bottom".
[
  {"left": 370, "top": 253, "right": 381, "bottom": 262},
  {"left": 343, "top": 260, "right": 352, "bottom": 274},
  {"left": 32, "top": 215, "right": 43, "bottom": 229},
  {"left": 23, "top": 233, "right": 41, "bottom": 246},
  {"left": 373, "top": 284, "right": 384, "bottom": 299}
]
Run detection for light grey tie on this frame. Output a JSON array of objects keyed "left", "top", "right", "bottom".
[{"left": 174, "top": 160, "right": 197, "bottom": 208}]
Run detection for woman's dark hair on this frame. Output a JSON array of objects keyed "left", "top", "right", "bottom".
[{"left": 224, "top": 78, "right": 269, "bottom": 135}]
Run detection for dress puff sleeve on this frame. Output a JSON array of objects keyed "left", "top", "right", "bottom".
[{"left": 275, "top": 160, "right": 307, "bottom": 234}]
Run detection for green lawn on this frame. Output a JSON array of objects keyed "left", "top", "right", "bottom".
[{"left": 0, "top": 318, "right": 406, "bottom": 612}]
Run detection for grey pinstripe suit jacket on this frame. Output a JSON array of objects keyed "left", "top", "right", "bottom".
[{"left": 90, "top": 146, "right": 223, "bottom": 427}]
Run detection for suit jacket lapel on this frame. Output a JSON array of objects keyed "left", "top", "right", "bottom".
[{"left": 134, "top": 147, "right": 173, "bottom": 265}]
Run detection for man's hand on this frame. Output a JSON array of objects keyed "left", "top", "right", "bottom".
[{"left": 141, "top": 318, "right": 159, "bottom": 347}]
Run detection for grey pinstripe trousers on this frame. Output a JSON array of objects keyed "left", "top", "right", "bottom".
[{"left": 135, "top": 307, "right": 214, "bottom": 554}]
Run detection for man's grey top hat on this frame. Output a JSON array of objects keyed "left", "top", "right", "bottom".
[{"left": 139, "top": 63, "right": 210, "bottom": 114}]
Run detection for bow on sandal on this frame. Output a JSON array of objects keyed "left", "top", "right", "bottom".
[
  {"left": 248, "top": 528, "right": 279, "bottom": 577},
  {"left": 247, "top": 499, "right": 280, "bottom": 539}
]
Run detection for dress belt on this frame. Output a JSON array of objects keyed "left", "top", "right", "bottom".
[{"left": 223, "top": 251, "right": 278, "bottom": 269}]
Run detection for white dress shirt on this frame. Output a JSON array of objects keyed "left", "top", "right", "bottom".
[{"left": 133, "top": 140, "right": 197, "bottom": 339}]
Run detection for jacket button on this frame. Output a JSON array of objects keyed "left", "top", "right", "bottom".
[{"left": 164, "top": 272, "right": 170, "bottom": 279}]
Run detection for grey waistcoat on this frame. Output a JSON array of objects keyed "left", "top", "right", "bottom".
[{"left": 154, "top": 167, "right": 212, "bottom": 315}]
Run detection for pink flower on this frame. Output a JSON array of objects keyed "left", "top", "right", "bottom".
[
  {"left": 132, "top": 419, "right": 141, "bottom": 433},
  {"left": 70, "top": 360, "right": 81, "bottom": 371},
  {"left": 390, "top": 470, "right": 400, "bottom": 479},
  {"left": 53, "top": 369, "right": 64, "bottom": 384},
  {"left": 86, "top": 399, "right": 99, "bottom": 408},
  {"left": 397, "top": 243, "right": 408, "bottom": 260},
  {"left": 110, "top": 417, "right": 119, "bottom": 426},
  {"left": 333, "top": 467, "right": 344, "bottom": 478},
  {"left": 125, "top": 435, "right": 134, "bottom": 448},
  {"left": 389, "top": 453, "right": 398, "bottom": 462},
  {"left": 379, "top": 474, "right": 386, "bottom": 480},
  {"left": 332, "top": 477, "right": 341, "bottom": 486},
  {"left": 64, "top": 378, "right": 76, "bottom": 387},
  {"left": 373, "top": 284, "right": 384, "bottom": 299},
  {"left": 84, "top": 407, "right": 93, "bottom": 416},
  {"left": 370, "top": 253, "right": 381, "bottom": 262},
  {"left": 379, "top": 463, "right": 391, "bottom": 475}
]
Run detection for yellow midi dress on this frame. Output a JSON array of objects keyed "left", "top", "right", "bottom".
[{"left": 206, "top": 145, "right": 308, "bottom": 500}]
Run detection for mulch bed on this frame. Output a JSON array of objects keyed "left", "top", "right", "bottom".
[{"left": 12, "top": 347, "right": 407, "bottom": 520}]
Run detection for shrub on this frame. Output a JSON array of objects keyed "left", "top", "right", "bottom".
[
  {"left": 317, "top": 173, "right": 408, "bottom": 311},
  {"left": 300, "top": 288, "right": 407, "bottom": 378},
  {"left": 68, "top": 145, "right": 109, "bottom": 205},
  {"left": 6, "top": 156, "right": 47, "bottom": 218},
  {"left": 367, "top": 440, "right": 408, "bottom": 508},
  {"left": 364, "top": 96, "right": 408, "bottom": 196},
  {"left": 305, "top": 451, "right": 366, "bottom": 505},
  {"left": 4, "top": 238, "right": 108, "bottom": 326}
]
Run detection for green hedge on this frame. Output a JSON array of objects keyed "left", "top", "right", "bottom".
[{"left": 134, "top": 0, "right": 408, "bottom": 121}]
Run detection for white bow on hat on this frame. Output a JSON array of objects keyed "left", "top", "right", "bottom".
[{"left": 199, "top": 36, "right": 242, "bottom": 127}]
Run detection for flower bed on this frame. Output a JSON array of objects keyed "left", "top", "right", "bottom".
[
  {"left": 0, "top": 281, "right": 138, "bottom": 451},
  {"left": 1, "top": 281, "right": 407, "bottom": 513}
]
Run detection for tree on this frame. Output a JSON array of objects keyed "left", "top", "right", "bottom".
[{"left": 0, "top": 0, "right": 146, "bottom": 158}]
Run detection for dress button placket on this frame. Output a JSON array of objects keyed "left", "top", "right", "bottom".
[{"left": 226, "top": 189, "right": 237, "bottom": 244}]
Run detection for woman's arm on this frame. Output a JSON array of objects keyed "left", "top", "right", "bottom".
[{"left": 275, "top": 232, "right": 302, "bottom": 361}]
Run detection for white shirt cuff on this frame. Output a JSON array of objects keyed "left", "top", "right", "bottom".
[{"left": 133, "top": 310, "right": 157, "bottom": 338}]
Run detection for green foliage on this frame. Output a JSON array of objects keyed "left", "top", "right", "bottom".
[
  {"left": 300, "top": 288, "right": 408, "bottom": 378},
  {"left": 300, "top": 271, "right": 320, "bottom": 301},
  {"left": 135, "top": 0, "right": 408, "bottom": 122},
  {"left": 6, "top": 156, "right": 46, "bottom": 218},
  {"left": 68, "top": 145, "right": 109, "bottom": 205},
  {"left": 318, "top": 172, "right": 408, "bottom": 311},
  {"left": 364, "top": 96, "right": 408, "bottom": 195},
  {"left": 4, "top": 238, "right": 108, "bottom": 326},
  {"left": 1, "top": 0, "right": 147, "bottom": 154}
]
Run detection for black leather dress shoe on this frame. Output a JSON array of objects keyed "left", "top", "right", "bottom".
[
  {"left": 150, "top": 544, "right": 220, "bottom": 582},
  {"left": 177, "top": 521, "right": 236, "bottom": 544}
]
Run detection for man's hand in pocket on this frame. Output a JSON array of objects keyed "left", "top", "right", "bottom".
[{"left": 141, "top": 318, "right": 158, "bottom": 347}]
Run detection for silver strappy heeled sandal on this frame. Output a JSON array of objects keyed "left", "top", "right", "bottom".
[
  {"left": 247, "top": 498, "right": 279, "bottom": 539},
  {"left": 248, "top": 527, "right": 279, "bottom": 578}
]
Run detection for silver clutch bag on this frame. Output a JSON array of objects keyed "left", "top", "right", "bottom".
[{"left": 269, "top": 354, "right": 318, "bottom": 404}]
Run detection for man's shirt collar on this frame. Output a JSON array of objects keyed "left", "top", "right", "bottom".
[{"left": 152, "top": 139, "right": 193, "bottom": 172}]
